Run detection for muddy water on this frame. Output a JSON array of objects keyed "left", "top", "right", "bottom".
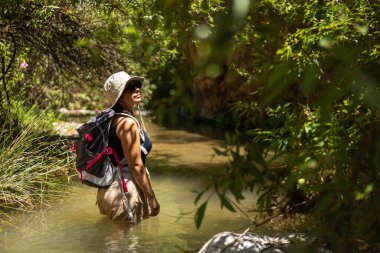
[{"left": 1, "top": 119, "right": 256, "bottom": 253}]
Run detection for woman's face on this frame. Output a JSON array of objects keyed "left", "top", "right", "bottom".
[{"left": 120, "top": 81, "right": 142, "bottom": 108}]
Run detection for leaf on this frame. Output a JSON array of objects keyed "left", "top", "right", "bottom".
[
  {"left": 213, "top": 147, "right": 227, "bottom": 156},
  {"left": 194, "top": 201, "right": 208, "bottom": 229},
  {"left": 218, "top": 193, "right": 236, "bottom": 212},
  {"left": 75, "top": 38, "right": 90, "bottom": 47},
  {"left": 364, "top": 183, "right": 374, "bottom": 194},
  {"left": 45, "top": 5, "right": 60, "bottom": 9},
  {"left": 275, "top": 48, "right": 285, "bottom": 55},
  {"left": 194, "top": 190, "right": 205, "bottom": 205}
]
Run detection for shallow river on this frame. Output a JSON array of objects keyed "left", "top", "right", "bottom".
[{"left": 1, "top": 119, "right": 256, "bottom": 253}]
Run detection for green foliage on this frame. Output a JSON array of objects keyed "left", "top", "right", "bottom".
[
  {"left": 0, "top": 106, "right": 71, "bottom": 214},
  {"left": 210, "top": 96, "right": 379, "bottom": 251},
  {"left": 177, "top": 0, "right": 380, "bottom": 252},
  {"left": 0, "top": 0, "right": 135, "bottom": 111},
  {"left": 1, "top": 0, "right": 380, "bottom": 251}
]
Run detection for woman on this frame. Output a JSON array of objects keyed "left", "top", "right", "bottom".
[{"left": 97, "top": 71, "right": 160, "bottom": 224}]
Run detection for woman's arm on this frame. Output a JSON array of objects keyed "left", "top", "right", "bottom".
[{"left": 116, "top": 117, "right": 160, "bottom": 215}]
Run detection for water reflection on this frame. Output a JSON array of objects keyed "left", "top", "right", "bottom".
[{"left": 1, "top": 119, "right": 255, "bottom": 253}]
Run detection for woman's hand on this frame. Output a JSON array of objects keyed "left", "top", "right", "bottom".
[{"left": 147, "top": 195, "right": 160, "bottom": 216}]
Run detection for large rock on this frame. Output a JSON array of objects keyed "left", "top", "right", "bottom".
[{"left": 198, "top": 231, "right": 302, "bottom": 253}]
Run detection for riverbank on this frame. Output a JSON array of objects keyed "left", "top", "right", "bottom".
[{"left": 0, "top": 114, "right": 73, "bottom": 224}]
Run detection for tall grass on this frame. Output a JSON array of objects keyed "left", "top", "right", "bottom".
[{"left": 0, "top": 112, "right": 71, "bottom": 215}]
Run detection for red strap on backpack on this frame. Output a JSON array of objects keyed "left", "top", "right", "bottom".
[
  {"left": 85, "top": 148, "right": 108, "bottom": 170},
  {"left": 84, "top": 146, "right": 128, "bottom": 192},
  {"left": 107, "top": 147, "right": 128, "bottom": 193}
]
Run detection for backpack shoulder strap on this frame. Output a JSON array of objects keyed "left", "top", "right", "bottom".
[
  {"left": 114, "top": 113, "right": 141, "bottom": 128},
  {"left": 115, "top": 113, "right": 146, "bottom": 143}
]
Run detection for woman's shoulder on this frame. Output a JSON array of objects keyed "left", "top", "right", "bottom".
[{"left": 113, "top": 115, "right": 138, "bottom": 131}]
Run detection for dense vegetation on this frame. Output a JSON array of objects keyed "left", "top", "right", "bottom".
[{"left": 1, "top": 0, "right": 379, "bottom": 252}]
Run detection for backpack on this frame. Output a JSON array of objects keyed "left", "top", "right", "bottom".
[{"left": 71, "top": 109, "right": 127, "bottom": 192}]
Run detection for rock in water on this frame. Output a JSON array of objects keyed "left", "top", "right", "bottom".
[{"left": 198, "top": 231, "right": 297, "bottom": 253}]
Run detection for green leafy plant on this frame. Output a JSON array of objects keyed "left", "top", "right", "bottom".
[
  {"left": 0, "top": 110, "right": 71, "bottom": 215},
  {"left": 187, "top": 1, "right": 380, "bottom": 252}
]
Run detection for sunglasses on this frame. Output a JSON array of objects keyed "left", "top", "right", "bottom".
[{"left": 124, "top": 81, "right": 142, "bottom": 92}]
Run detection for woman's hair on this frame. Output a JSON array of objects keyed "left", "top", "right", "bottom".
[{"left": 112, "top": 102, "right": 124, "bottom": 113}]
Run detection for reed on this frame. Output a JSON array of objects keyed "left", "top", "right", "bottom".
[{"left": 0, "top": 115, "right": 71, "bottom": 215}]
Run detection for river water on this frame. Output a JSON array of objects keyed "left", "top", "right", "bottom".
[{"left": 0, "top": 119, "right": 256, "bottom": 253}]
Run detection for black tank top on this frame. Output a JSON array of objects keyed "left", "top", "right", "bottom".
[{"left": 108, "top": 115, "right": 152, "bottom": 165}]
